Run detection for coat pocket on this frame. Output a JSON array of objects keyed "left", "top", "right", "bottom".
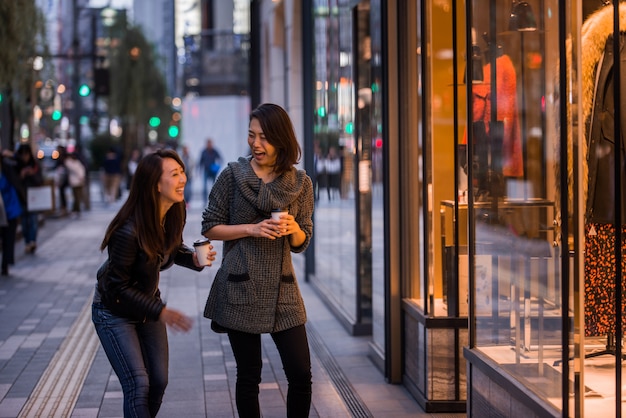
[
  {"left": 278, "top": 274, "right": 300, "bottom": 305},
  {"left": 226, "top": 273, "right": 256, "bottom": 305}
]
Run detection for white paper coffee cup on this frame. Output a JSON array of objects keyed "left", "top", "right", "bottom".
[
  {"left": 193, "top": 238, "right": 212, "bottom": 266},
  {"left": 271, "top": 208, "right": 288, "bottom": 221}
]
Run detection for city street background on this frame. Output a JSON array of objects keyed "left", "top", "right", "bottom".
[{"left": 0, "top": 178, "right": 463, "bottom": 418}]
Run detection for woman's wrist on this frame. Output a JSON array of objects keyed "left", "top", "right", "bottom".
[{"left": 289, "top": 228, "right": 305, "bottom": 247}]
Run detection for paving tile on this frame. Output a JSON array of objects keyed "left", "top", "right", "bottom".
[
  {"left": 0, "top": 397, "right": 27, "bottom": 418},
  {"left": 70, "top": 407, "right": 99, "bottom": 418}
]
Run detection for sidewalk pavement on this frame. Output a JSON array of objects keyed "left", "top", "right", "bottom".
[{"left": 0, "top": 193, "right": 465, "bottom": 418}]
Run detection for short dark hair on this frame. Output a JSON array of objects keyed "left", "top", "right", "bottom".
[{"left": 250, "top": 103, "right": 301, "bottom": 174}]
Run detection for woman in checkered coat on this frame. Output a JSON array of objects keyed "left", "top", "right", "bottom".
[{"left": 201, "top": 103, "right": 314, "bottom": 417}]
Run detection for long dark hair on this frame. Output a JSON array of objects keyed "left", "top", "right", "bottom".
[
  {"left": 16, "top": 143, "right": 38, "bottom": 168},
  {"left": 250, "top": 103, "right": 301, "bottom": 175},
  {"left": 100, "top": 149, "right": 186, "bottom": 260}
]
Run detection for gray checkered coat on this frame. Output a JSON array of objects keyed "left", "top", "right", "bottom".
[{"left": 201, "top": 157, "right": 314, "bottom": 333}]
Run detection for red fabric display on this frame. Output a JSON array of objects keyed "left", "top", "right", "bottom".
[{"left": 464, "top": 54, "right": 524, "bottom": 178}]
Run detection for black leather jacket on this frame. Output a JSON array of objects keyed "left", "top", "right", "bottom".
[
  {"left": 587, "top": 33, "right": 626, "bottom": 224},
  {"left": 96, "top": 218, "right": 202, "bottom": 321}
]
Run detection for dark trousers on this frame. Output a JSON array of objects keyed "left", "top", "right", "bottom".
[
  {"left": 71, "top": 186, "right": 83, "bottom": 213},
  {"left": 227, "top": 324, "right": 312, "bottom": 418},
  {"left": 1, "top": 217, "right": 18, "bottom": 270},
  {"left": 21, "top": 211, "right": 38, "bottom": 244},
  {"left": 58, "top": 184, "right": 68, "bottom": 210},
  {"left": 92, "top": 303, "right": 169, "bottom": 418}
]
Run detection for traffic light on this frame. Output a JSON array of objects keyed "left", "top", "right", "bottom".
[
  {"left": 149, "top": 116, "right": 161, "bottom": 128},
  {"left": 51, "top": 110, "right": 62, "bottom": 121},
  {"left": 78, "top": 84, "right": 91, "bottom": 97},
  {"left": 168, "top": 125, "right": 179, "bottom": 138}
]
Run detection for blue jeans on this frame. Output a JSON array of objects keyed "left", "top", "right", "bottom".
[
  {"left": 227, "top": 324, "right": 312, "bottom": 418},
  {"left": 21, "top": 211, "right": 38, "bottom": 244},
  {"left": 92, "top": 303, "right": 168, "bottom": 418}
]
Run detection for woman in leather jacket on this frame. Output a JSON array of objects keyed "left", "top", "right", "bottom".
[{"left": 92, "top": 149, "right": 216, "bottom": 417}]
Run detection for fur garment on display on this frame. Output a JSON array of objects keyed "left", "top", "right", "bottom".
[{"left": 555, "top": 3, "right": 626, "bottom": 228}]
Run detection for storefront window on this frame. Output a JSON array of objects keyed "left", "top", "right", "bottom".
[
  {"left": 310, "top": 0, "right": 383, "bottom": 338},
  {"left": 399, "top": 1, "right": 470, "bottom": 408},
  {"left": 575, "top": 2, "right": 626, "bottom": 415},
  {"left": 311, "top": 0, "right": 359, "bottom": 324},
  {"left": 467, "top": 0, "right": 574, "bottom": 412},
  {"left": 368, "top": 0, "right": 386, "bottom": 356},
  {"left": 415, "top": 0, "right": 468, "bottom": 317},
  {"left": 461, "top": 2, "right": 626, "bottom": 415}
]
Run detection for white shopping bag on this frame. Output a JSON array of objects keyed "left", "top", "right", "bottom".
[{"left": 27, "top": 185, "right": 54, "bottom": 212}]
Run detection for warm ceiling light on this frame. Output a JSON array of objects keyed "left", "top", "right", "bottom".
[{"left": 509, "top": 1, "right": 537, "bottom": 32}]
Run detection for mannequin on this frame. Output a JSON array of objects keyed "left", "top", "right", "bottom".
[
  {"left": 464, "top": 52, "right": 524, "bottom": 195},
  {"left": 580, "top": 3, "right": 626, "bottom": 339}
]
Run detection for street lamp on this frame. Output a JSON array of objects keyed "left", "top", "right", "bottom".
[{"left": 29, "top": 56, "right": 44, "bottom": 142}]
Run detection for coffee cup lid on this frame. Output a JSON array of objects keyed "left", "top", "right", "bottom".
[
  {"left": 194, "top": 238, "right": 210, "bottom": 246},
  {"left": 272, "top": 208, "right": 287, "bottom": 212}
]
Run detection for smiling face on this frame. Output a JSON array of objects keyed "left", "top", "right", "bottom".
[
  {"left": 248, "top": 117, "right": 277, "bottom": 170},
  {"left": 158, "top": 157, "right": 187, "bottom": 213}
]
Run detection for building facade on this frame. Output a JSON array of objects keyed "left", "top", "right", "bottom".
[
  {"left": 253, "top": 0, "right": 626, "bottom": 416},
  {"left": 132, "top": 0, "right": 177, "bottom": 96}
]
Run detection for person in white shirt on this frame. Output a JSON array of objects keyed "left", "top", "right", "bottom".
[{"left": 64, "top": 153, "right": 86, "bottom": 217}]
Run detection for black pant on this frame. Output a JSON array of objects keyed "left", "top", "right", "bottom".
[
  {"left": 58, "top": 184, "right": 68, "bottom": 210},
  {"left": 227, "top": 324, "right": 312, "bottom": 418},
  {"left": 1, "top": 217, "right": 18, "bottom": 270},
  {"left": 71, "top": 186, "right": 83, "bottom": 213}
]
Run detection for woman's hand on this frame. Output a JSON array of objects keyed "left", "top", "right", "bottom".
[
  {"left": 270, "top": 213, "right": 295, "bottom": 236},
  {"left": 192, "top": 244, "right": 217, "bottom": 267},
  {"left": 160, "top": 307, "right": 193, "bottom": 332},
  {"left": 20, "top": 167, "right": 35, "bottom": 178},
  {"left": 263, "top": 214, "right": 304, "bottom": 245}
]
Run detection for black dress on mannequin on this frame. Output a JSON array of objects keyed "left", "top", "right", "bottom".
[{"left": 584, "top": 33, "right": 626, "bottom": 350}]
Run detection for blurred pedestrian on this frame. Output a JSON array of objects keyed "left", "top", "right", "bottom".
[
  {"left": 65, "top": 152, "right": 86, "bottom": 218},
  {"left": 325, "top": 146, "right": 341, "bottom": 200},
  {"left": 54, "top": 145, "right": 69, "bottom": 216},
  {"left": 198, "top": 138, "right": 222, "bottom": 202},
  {"left": 0, "top": 153, "right": 23, "bottom": 276},
  {"left": 102, "top": 147, "right": 122, "bottom": 204},
  {"left": 126, "top": 148, "right": 141, "bottom": 191},
  {"left": 313, "top": 144, "right": 326, "bottom": 201},
  {"left": 14, "top": 144, "right": 44, "bottom": 254},
  {"left": 201, "top": 103, "right": 314, "bottom": 417},
  {"left": 92, "top": 149, "right": 217, "bottom": 417}
]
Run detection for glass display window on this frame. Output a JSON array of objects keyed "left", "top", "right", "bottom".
[
  {"left": 398, "top": 0, "right": 470, "bottom": 410},
  {"left": 310, "top": 1, "right": 360, "bottom": 327},
  {"left": 464, "top": 1, "right": 626, "bottom": 416},
  {"left": 465, "top": 0, "right": 573, "bottom": 412},
  {"left": 309, "top": 0, "right": 385, "bottom": 341},
  {"left": 413, "top": 0, "right": 470, "bottom": 318}
]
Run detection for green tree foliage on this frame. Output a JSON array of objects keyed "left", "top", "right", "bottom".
[
  {"left": 0, "top": 1, "right": 48, "bottom": 146},
  {"left": 108, "top": 24, "right": 173, "bottom": 160}
]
